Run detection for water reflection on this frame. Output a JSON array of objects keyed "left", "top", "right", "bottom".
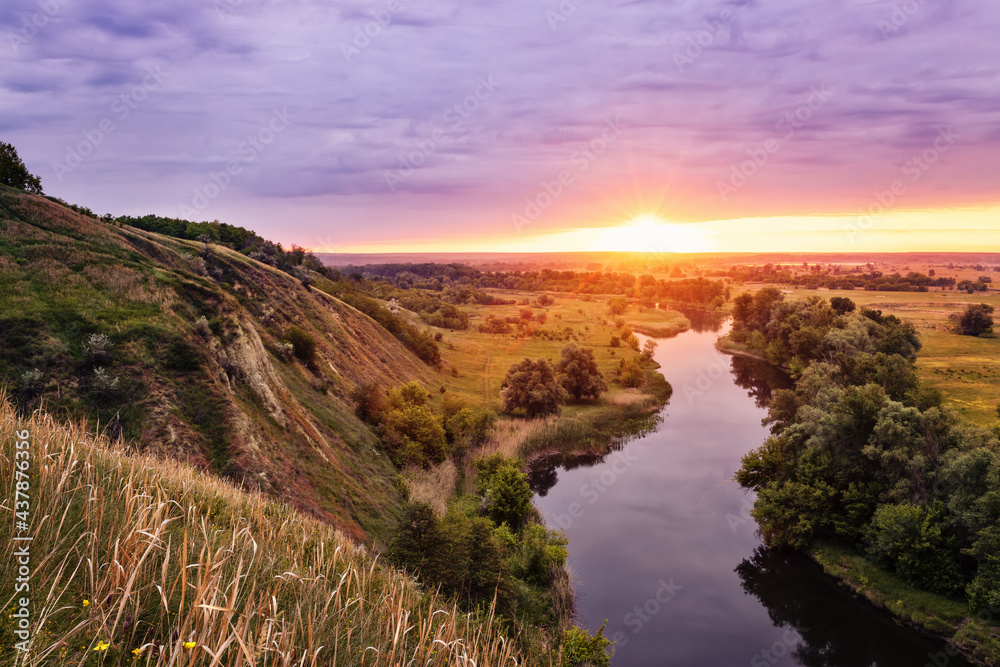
[
  {"left": 736, "top": 546, "right": 972, "bottom": 667},
  {"left": 730, "top": 355, "right": 793, "bottom": 409},
  {"left": 527, "top": 413, "right": 662, "bottom": 496},
  {"left": 668, "top": 305, "right": 727, "bottom": 333}
]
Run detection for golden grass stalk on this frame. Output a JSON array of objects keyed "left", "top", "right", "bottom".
[{"left": 0, "top": 395, "right": 524, "bottom": 666}]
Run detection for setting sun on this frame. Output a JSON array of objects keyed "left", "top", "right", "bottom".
[{"left": 590, "top": 215, "right": 713, "bottom": 253}]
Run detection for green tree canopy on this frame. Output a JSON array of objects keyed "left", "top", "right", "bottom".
[
  {"left": 0, "top": 142, "right": 43, "bottom": 194},
  {"left": 500, "top": 357, "right": 567, "bottom": 417},
  {"left": 556, "top": 344, "right": 607, "bottom": 401},
  {"left": 958, "top": 303, "right": 994, "bottom": 337}
]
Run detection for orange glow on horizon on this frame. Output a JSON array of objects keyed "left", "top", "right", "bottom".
[{"left": 315, "top": 206, "right": 1000, "bottom": 255}]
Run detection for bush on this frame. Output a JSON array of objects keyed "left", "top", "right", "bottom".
[
  {"left": 516, "top": 523, "right": 568, "bottom": 586},
  {"left": 164, "top": 338, "right": 201, "bottom": 371},
  {"left": 830, "top": 296, "right": 856, "bottom": 315},
  {"left": 0, "top": 142, "right": 43, "bottom": 193},
  {"left": 446, "top": 406, "right": 497, "bottom": 450},
  {"left": 865, "top": 502, "right": 962, "bottom": 595},
  {"left": 480, "top": 315, "right": 513, "bottom": 334},
  {"left": 283, "top": 325, "right": 318, "bottom": 366},
  {"left": 19, "top": 368, "right": 43, "bottom": 396},
  {"left": 82, "top": 333, "right": 113, "bottom": 364},
  {"left": 350, "top": 381, "right": 385, "bottom": 422},
  {"left": 561, "top": 622, "right": 613, "bottom": 667},
  {"left": 501, "top": 357, "right": 567, "bottom": 417},
  {"left": 619, "top": 357, "right": 645, "bottom": 388},
  {"left": 90, "top": 367, "right": 120, "bottom": 403},
  {"left": 379, "top": 383, "right": 446, "bottom": 466},
  {"left": 958, "top": 303, "right": 995, "bottom": 336},
  {"left": 388, "top": 503, "right": 514, "bottom": 613},
  {"left": 607, "top": 297, "right": 628, "bottom": 315},
  {"left": 273, "top": 340, "right": 295, "bottom": 362},
  {"left": 557, "top": 344, "right": 607, "bottom": 402},
  {"left": 478, "top": 454, "right": 533, "bottom": 531}
]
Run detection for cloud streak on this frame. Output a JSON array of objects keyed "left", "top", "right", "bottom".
[{"left": 2, "top": 0, "right": 998, "bottom": 248}]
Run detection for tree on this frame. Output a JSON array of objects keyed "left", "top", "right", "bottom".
[
  {"left": 829, "top": 296, "right": 856, "bottom": 315},
  {"left": 0, "top": 142, "right": 43, "bottom": 194},
  {"left": 379, "top": 382, "right": 447, "bottom": 466},
  {"left": 607, "top": 297, "right": 628, "bottom": 315},
  {"left": 283, "top": 325, "right": 318, "bottom": 366},
  {"left": 642, "top": 339, "right": 658, "bottom": 359},
  {"left": 500, "top": 357, "right": 567, "bottom": 417},
  {"left": 477, "top": 454, "right": 534, "bottom": 530},
  {"left": 958, "top": 303, "right": 994, "bottom": 336},
  {"left": 556, "top": 344, "right": 607, "bottom": 401},
  {"left": 619, "top": 357, "right": 645, "bottom": 388}
]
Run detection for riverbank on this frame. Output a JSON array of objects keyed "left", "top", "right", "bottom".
[
  {"left": 714, "top": 333, "right": 770, "bottom": 362},
  {"left": 811, "top": 542, "right": 1000, "bottom": 666}
]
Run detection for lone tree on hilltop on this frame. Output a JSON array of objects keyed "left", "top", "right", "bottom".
[
  {"left": 556, "top": 344, "right": 607, "bottom": 401},
  {"left": 958, "top": 303, "right": 995, "bottom": 337},
  {"left": 0, "top": 142, "right": 43, "bottom": 194},
  {"left": 500, "top": 357, "right": 567, "bottom": 417}
]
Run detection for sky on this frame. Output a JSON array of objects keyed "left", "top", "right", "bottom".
[{"left": 3, "top": 0, "right": 999, "bottom": 253}]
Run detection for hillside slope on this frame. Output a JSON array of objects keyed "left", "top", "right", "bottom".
[
  {"left": 0, "top": 397, "right": 523, "bottom": 666},
  {"left": 0, "top": 184, "right": 438, "bottom": 540}
]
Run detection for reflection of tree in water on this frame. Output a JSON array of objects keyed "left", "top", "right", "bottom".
[
  {"left": 527, "top": 413, "right": 662, "bottom": 496},
  {"left": 736, "top": 546, "right": 971, "bottom": 667},
  {"left": 730, "top": 356, "right": 793, "bottom": 409},
  {"left": 667, "top": 305, "right": 726, "bottom": 333}
]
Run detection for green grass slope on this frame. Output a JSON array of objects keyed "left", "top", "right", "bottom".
[
  {"left": 0, "top": 184, "right": 438, "bottom": 540},
  {"left": 0, "top": 397, "right": 525, "bottom": 666}
]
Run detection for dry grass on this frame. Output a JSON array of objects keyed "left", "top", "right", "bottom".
[
  {"left": 604, "top": 389, "right": 654, "bottom": 406},
  {"left": 0, "top": 397, "right": 526, "bottom": 666},
  {"left": 400, "top": 462, "right": 457, "bottom": 518},
  {"left": 476, "top": 417, "right": 557, "bottom": 462}
]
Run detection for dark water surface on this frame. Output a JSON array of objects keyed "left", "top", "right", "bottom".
[{"left": 532, "top": 321, "right": 969, "bottom": 667}]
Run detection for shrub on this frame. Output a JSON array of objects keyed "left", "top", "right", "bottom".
[
  {"left": 561, "top": 622, "right": 613, "bottom": 667},
  {"left": 619, "top": 357, "right": 645, "bottom": 388},
  {"left": 273, "top": 340, "right": 295, "bottom": 362},
  {"left": 607, "top": 297, "right": 628, "bottom": 315},
  {"left": 0, "top": 141, "right": 43, "bottom": 193},
  {"left": 557, "top": 344, "right": 607, "bottom": 402},
  {"left": 164, "top": 338, "right": 201, "bottom": 371},
  {"left": 865, "top": 502, "right": 962, "bottom": 595},
  {"left": 90, "top": 367, "right": 120, "bottom": 402},
  {"left": 830, "top": 296, "right": 856, "bottom": 315},
  {"left": 194, "top": 316, "right": 212, "bottom": 339},
  {"left": 609, "top": 334, "right": 620, "bottom": 348},
  {"left": 446, "top": 407, "right": 497, "bottom": 452},
  {"left": 516, "top": 523, "right": 568, "bottom": 587},
  {"left": 480, "top": 315, "right": 513, "bottom": 334},
  {"left": 283, "top": 325, "right": 318, "bottom": 366},
  {"left": 478, "top": 454, "right": 533, "bottom": 531},
  {"left": 501, "top": 357, "right": 567, "bottom": 417},
  {"left": 958, "top": 303, "right": 995, "bottom": 336},
  {"left": 82, "top": 333, "right": 113, "bottom": 364},
  {"left": 19, "top": 368, "right": 43, "bottom": 396}
]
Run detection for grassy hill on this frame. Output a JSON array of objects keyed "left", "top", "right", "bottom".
[
  {"left": 0, "top": 184, "right": 438, "bottom": 541},
  {"left": 0, "top": 396, "right": 525, "bottom": 666}
]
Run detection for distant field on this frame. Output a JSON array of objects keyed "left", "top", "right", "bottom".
[
  {"left": 398, "top": 289, "right": 690, "bottom": 415},
  {"left": 769, "top": 287, "right": 1000, "bottom": 425}
]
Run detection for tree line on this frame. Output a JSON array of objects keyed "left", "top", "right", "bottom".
[{"left": 733, "top": 291, "right": 1000, "bottom": 612}]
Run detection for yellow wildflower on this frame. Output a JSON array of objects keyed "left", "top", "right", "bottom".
[
  {"left": 82, "top": 600, "right": 90, "bottom": 608},
  {"left": 183, "top": 641, "right": 197, "bottom": 649},
  {"left": 93, "top": 641, "right": 110, "bottom": 652},
  {"left": 132, "top": 647, "right": 143, "bottom": 656}
]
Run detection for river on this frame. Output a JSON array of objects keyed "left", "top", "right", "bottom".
[{"left": 531, "top": 317, "right": 970, "bottom": 667}]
